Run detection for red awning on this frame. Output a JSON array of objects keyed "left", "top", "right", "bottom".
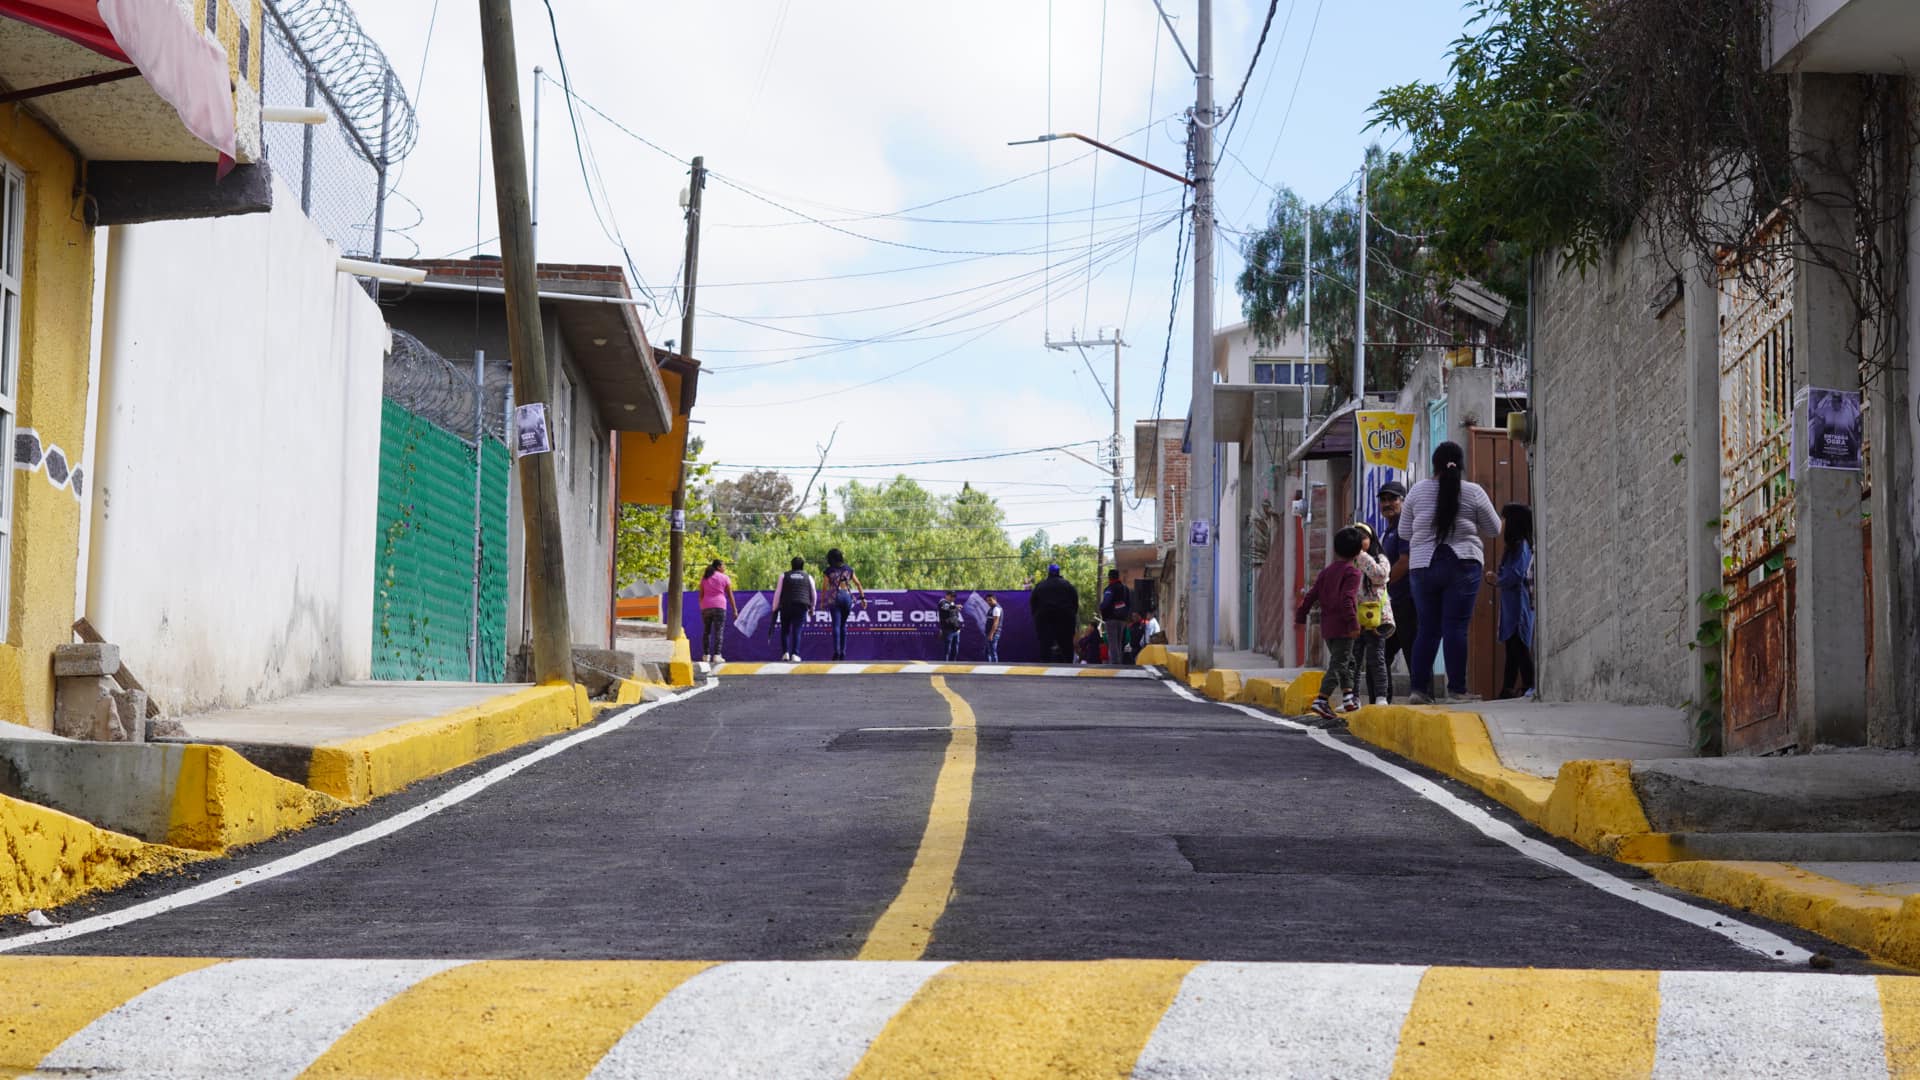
[
  {"left": 0, "top": 0, "right": 236, "bottom": 167},
  {"left": 0, "top": 1, "right": 129, "bottom": 61}
]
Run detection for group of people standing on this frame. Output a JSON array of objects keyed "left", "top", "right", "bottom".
[
  {"left": 1294, "top": 439, "right": 1535, "bottom": 720},
  {"left": 697, "top": 548, "right": 878, "bottom": 665},
  {"left": 695, "top": 553, "right": 1157, "bottom": 667}
]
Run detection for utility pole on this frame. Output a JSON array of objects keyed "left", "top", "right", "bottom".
[
  {"left": 530, "top": 66, "right": 542, "bottom": 262},
  {"left": 1096, "top": 496, "right": 1110, "bottom": 591},
  {"left": 1045, "top": 331, "right": 1125, "bottom": 556},
  {"left": 1187, "top": 0, "right": 1217, "bottom": 672},
  {"left": 663, "top": 155, "right": 706, "bottom": 643},
  {"left": 1353, "top": 158, "right": 1369, "bottom": 518},
  {"left": 477, "top": 0, "right": 571, "bottom": 684}
]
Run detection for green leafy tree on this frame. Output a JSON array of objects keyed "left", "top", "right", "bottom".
[
  {"left": 709, "top": 469, "right": 798, "bottom": 542},
  {"left": 1239, "top": 144, "right": 1529, "bottom": 395}
]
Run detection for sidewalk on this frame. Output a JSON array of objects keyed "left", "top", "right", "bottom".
[{"left": 1165, "top": 649, "right": 1920, "bottom": 970}]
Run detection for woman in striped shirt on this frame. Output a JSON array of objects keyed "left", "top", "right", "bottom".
[{"left": 1399, "top": 440, "right": 1503, "bottom": 703}]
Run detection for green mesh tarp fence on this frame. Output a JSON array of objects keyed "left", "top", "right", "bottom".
[{"left": 372, "top": 399, "right": 510, "bottom": 681}]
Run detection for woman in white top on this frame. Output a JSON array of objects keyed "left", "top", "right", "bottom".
[{"left": 1398, "top": 440, "right": 1503, "bottom": 702}]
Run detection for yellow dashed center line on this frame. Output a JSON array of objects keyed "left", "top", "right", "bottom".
[
  {"left": 0, "top": 956, "right": 223, "bottom": 1080},
  {"left": 848, "top": 960, "right": 1196, "bottom": 1079},
  {"left": 1390, "top": 966, "right": 1661, "bottom": 1079},
  {"left": 298, "top": 960, "right": 712, "bottom": 1080},
  {"left": 857, "top": 675, "right": 977, "bottom": 961}
]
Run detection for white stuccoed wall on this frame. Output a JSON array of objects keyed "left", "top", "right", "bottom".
[{"left": 84, "top": 176, "right": 387, "bottom": 716}]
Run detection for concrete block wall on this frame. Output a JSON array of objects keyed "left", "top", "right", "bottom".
[
  {"left": 1158, "top": 438, "right": 1189, "bottom": 544},
  {"left": 1534, "top": 234, "right": 1693, "bottom": 706}
]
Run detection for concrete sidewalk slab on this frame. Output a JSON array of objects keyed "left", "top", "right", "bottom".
[
  {"left": 1632, "top": 751, "right": 1920, "bottom": 834},
  {"left": 1472, "top": 700, "right": 1694, "bottom": 779},
  {"left": 173, "top": 682, "right": 518, "bottom": 747}
]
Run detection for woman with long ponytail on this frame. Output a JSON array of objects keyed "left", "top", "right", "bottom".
[{"left": 1398, "top": 440, "right": 1503, "bottom": 702}]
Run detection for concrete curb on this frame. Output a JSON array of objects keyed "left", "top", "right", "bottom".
[
  {"left": 666, "top": 634, "right": 695, "bottom": 688},
  {"left": 0, "top": 740, "right": 344, "bottom": 852},
  {"left": 0, "top": 793, "right": 207, "bottom": 916},
  {"left": 1256, "top": 690, "right": 1920, "bottom": 971},
  {"left": 307, "top": 684, "right": 592, "bottom": 805}
]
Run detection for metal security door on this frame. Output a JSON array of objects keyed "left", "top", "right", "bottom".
[
  {"left": 1718, "top": 224, "right": 1796, "bottom": 754},
  {"left": 1467, "top": 428, "right": 1530, "bottom": 699}
]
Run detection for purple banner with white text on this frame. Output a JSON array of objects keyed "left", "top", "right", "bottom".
[{"left": 684, "top": 590, "right": 1046, "bottom": 663}]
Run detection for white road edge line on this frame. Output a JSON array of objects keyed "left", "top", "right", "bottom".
[
  {"left": 1156, "top": 678, "right": 1813, "bottom": 966},
  {"left": 0, "top": 682, "right": 723, "bottom": 953}
]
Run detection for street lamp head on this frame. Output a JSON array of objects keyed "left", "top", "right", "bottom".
[{"left": 1006, "top": 134, "right": 1062, "bottom": 146}]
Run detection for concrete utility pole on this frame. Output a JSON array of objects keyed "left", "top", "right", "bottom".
[
  {"left": 1353, "top": 157, "right": 1369, "bottom": 518},
  {"left": 1046, "top": 332, "right": 1125, "bottom": 556},
  {"left": 477, "top": 0, "right": 572, "bottom": 684},
  {"left": 1096, "top": 496, "right": 1110, "bottom": 590},
  {"left": 663, "top": 155, "right": 706, "bottom": 643},
  {"left": 1187, "top": 0, "right": 1217, "bottom": 672}
]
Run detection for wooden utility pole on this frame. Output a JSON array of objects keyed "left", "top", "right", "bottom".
[
  {"left": 477, "top": 0, "right": 572, "bottom": 684},
  {"left": 663, "top": 156, "right": 706, "bottom": 642}
]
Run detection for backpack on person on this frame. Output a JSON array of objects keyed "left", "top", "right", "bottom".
[{"left": 938, "top": 600, "right": 963, "bottom": 632}]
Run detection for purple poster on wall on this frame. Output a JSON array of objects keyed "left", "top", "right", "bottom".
[{"left": 683, "top": 590, "right": 1046, "bottom": 663}]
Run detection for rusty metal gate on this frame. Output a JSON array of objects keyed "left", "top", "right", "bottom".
[{"left": 1718, "top": 225, "right": 1797, "bottom": 754}]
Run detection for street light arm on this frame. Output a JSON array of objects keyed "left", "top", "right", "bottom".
[
  {"left": 1150, "top": 0, "right": 1199, "bottom": 73},
  {"left": 1006, "top": 132, "right": 1194, "bottom": 188}
]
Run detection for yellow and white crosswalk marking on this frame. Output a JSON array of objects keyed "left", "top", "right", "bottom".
[
  {"left": 717, "top": 662, "right": 1150, "bottom": 678},
  {"left": 2, "top": 958, "right": 1915, "bottom": 1078}
]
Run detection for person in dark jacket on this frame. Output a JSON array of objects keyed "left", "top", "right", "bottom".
[
  {"left": 1098, "top": 569, "right": 1133, "bottom": 665},
  {"left": 1294, "top": 527, "right": 1365, "bottom": 720},
  {"left": 773, "top": 557, "right": 816, "bottom": 662},
  {"left": 1029, "top": 564, "right": 1079, "bottom": 663}
]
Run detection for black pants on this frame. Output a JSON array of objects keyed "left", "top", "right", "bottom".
[
  {"left": 1502, "top": 635, "right": 1535, "bottom": 695},
  {"left": 1037, "top": 614, "right": 1074, "bottom": 663},
  {"left": 1380, "top": 601, "right": 1416, "bottom": 701},
  {"left": 1362, "top": 628, "right": 1391, "bottom": 702},
  {"left": 701, "top": 608, "right": 726, "bottom": 658}
]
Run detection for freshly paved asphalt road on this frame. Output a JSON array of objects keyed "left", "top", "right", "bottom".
[{"left": 8, "top": 674, "right": 1857, "bottom": 970}]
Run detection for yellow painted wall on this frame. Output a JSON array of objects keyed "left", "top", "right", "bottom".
[
  {"left": 618, "top": 367, "right": 690, "bottom": 507},
  {"left": 0, "top": 109, "right": 93, "bottom": 731}
]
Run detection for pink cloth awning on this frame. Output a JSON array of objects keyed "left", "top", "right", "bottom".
[{"left": 0, "top": 0, "right": 236, "bottom": 167}]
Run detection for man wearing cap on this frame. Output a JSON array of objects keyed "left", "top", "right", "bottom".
[
  {"left": 1030, "top": 563, "right": 1080, "bottom": 663},
  {"left": 1376, "top": 480, "right": 1417, "bottom": 698}
]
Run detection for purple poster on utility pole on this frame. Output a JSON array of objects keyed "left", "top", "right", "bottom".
[{"left": 682, "top": 590, "right": 1044, "bottom": 663}]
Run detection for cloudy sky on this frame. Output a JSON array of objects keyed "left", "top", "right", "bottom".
[{"left": 351, "top": 0, "right": 1471, "bottom": 550}]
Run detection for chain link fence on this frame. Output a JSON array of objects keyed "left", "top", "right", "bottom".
[{"left": 259, "top": 0, "right": 417, "bottom": 259}]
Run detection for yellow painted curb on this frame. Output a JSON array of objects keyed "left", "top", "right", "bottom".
[
  {"left": 1135, "top": 644, "right": 1169, "bottom": 668},
  {"left": 610, "top": 679, "right": 670, "bottom": 707},
  {"left": 1281, "top": 671, "right": 1324, "bottom": 715},
  {"left": 1343, "top": 705, "right": 1652, "bottom": 850},
  {"left": 666, "top": 634, "right": 695, "bottom": 688},
  {"left": 1645, "top": 861, "right": 1920, "bottom": 971},
  {"left": 307, "top": 684, "right": 591, "bottom": 805},
  {"left": 1165, "top": 651, "right": 1189, "bottom": 683},
  {"left": 1202, "top": 668, "right": 1245, "bottom": 703},
  {"left": 166, "top": 745, "right": 345, "bottom": 852},
  {"left": 0, "top": 793, "right": 206, "bottom": 917}
]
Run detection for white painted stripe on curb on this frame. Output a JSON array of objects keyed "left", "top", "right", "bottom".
[
  {"left": 1162, "top": 679, "right": 1814, "bottom": 965},
  {"left": 588, "top": 961, "right": 947, "bottom": 1080},
  {"left": 970, "top": 664, "right": 1011, "bottom": 675},
  {"left": 38, "top": 958, "right": 459, "bottom": 1079},
  {"left": 827, "top": 663, "right": 868, "bottom": 675},
  {"left": 0, "top": 684, "right": 721, "bottom": 953},
  {"left": 1653, "top": 970, "right": 1887, "bottom": 1078},
  {"left": 1134, "top": 961, "right": 1424, "bottom": 1079}
]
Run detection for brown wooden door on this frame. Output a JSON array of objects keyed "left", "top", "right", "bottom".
[{"left": 1467, "top": 428, "right": 1531, "bottom": 699}]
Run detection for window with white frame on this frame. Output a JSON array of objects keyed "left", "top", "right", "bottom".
[{"left": 0, "top": 164, "right": 21, "bottom": 638}]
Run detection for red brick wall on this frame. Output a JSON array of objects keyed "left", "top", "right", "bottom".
[{"left": 1158, "top": 438, "right": 1188, "bottom": 543}]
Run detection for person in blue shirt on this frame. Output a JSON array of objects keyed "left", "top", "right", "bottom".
[{"left": 1487, "top": 502, "right": 1536, "bottom": 698}]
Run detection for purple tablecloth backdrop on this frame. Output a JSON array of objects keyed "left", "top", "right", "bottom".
[{"left": 684, "top": 589, "right": 1047, "bottom": 662}]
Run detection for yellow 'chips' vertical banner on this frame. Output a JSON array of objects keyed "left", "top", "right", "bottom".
[{"left": 1357, "top": 411, "right": 1417, "bottom": 470}]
